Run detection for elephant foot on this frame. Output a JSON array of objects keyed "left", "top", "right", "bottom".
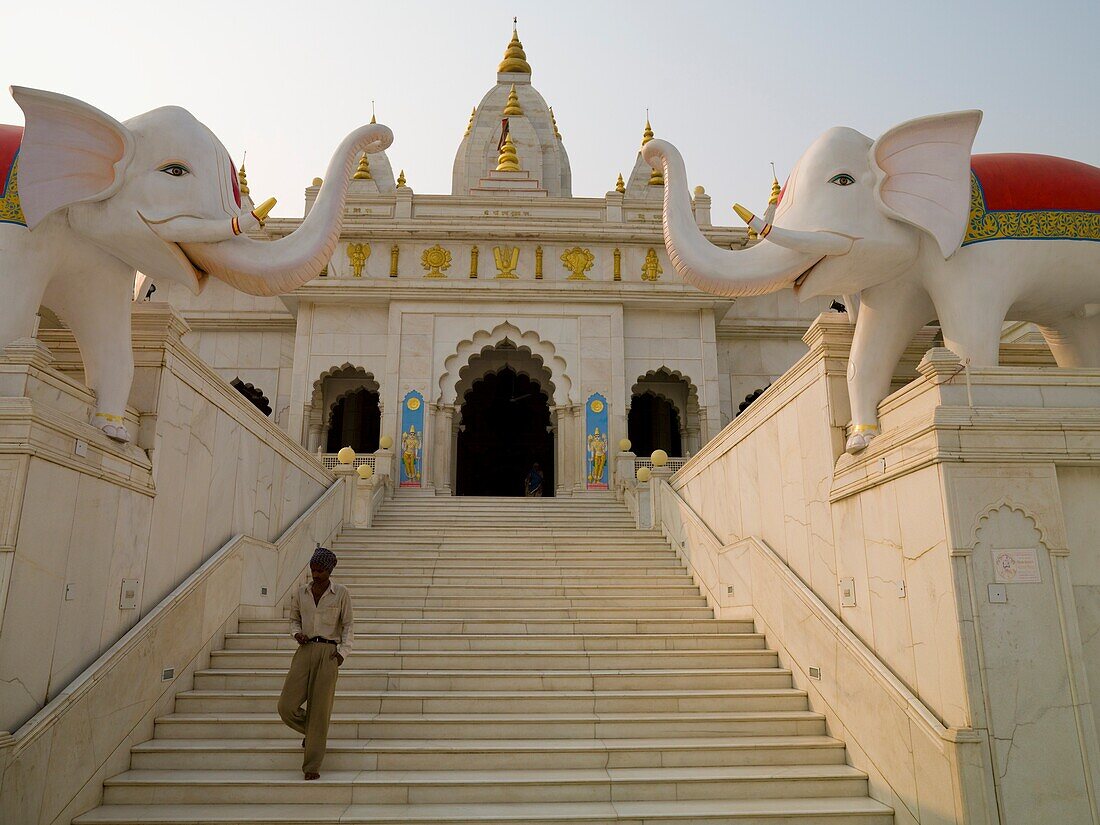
[
  {"left": 93, "top": 413, "right": 132, "bottom": 443},
  {"left": 845, "top": 425, "right": 880, "bottom": 454}
]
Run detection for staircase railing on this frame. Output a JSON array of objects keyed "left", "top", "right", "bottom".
[{"left": 0, "top": 479, "right": 343, "bottom": 825}]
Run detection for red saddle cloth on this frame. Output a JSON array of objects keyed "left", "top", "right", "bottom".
[
  {"left": 0, "top": 125, "right": 22, "bottom": 189},
  {"left": 971, "top": 153, "right": 1100, "bottom": 212}
]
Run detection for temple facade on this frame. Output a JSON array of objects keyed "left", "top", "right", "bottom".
[{"left": 156, "top": 26, "right": 831, "bottom": 496}]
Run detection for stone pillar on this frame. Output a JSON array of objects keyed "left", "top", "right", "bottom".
[
  {"left": 571, "top": 404, "right": 586, "bottom": 494},
  {"left": 615, "top": 451, "right": 636, "bottom": 499},
  {"left": 429, "top": 402, "right": 454, "bottom": 495},
  {"left": 685, "top": 425, "right": 701, "bottom": 456},
  {"left": 552, "top": 405, "right": 573, "bottom": 497},
  {"left": 450, "top": 406, "right": 461, "bottom": 494},
  {"left": 650, "top": 466, "right": 673, "bottom": 528}
]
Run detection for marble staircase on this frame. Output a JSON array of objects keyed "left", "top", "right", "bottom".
[{"left": 75, "top": 497, "right": 893, "bottom": 824}]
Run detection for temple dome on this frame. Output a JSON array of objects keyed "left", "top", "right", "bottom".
[{"left": 452, "top": 25, "right": 571, "bottom": 197}]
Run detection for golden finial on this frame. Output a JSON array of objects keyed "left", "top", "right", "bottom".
[
  {"left": 498, "top": 19, "right": 532, "bottom": 74},
  {"left": 769, "top": 162, "right": 781, "bottom": 206},
  {"left": 237, "top": 162, "right": 250, "bottom": 197},
  {"left": 464, "top": 106, "right": 476, "bottom": 137},
  {"left": 352, "top": 152, "right": 372, "bottom": 180},
  {"left": 371, "top": 100, "right": 377, "bottom": 125},
  {"left": 549, "top": 106, "right": 561, "bottom": 139},
  {"left": 496, "top": 132, "right": 521, "bottom": 172},
  {"left": 397, "top": 169, "right": 407, "bottom": 187},
  {"left": 615, "top": 173, "right": 625, "bottom": 194},
  {"left": 641, "top": 114, "right": 654, "bottom": 147},
  {"left": 503, "top": 84, "right": 523, "bottom": 116}
]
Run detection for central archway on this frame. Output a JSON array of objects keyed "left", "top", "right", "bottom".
[{"left": 455, "top": 348, "right": 555, "bottom": 497}]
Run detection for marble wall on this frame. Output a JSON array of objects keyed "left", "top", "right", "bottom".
[
  {"left": 647, "top": 313, "right": 1100, "bottom": 824},
  {"left": 0, "top": 303, "right": 333, "bottom": 733}
]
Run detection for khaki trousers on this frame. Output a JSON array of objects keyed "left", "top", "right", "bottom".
[{"left": 277, "top": 641, "right": 340, "bottom": 773}]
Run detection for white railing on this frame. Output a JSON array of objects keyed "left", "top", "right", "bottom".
[
  {"left": 320, "top": 453, "right": 376, "bottom": 472},
  {"left": 633, "top": 456, "right": 689, "bottom": 474}
]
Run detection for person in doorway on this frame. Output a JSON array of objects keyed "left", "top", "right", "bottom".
[
  {"left": 277, "top": 546, "right": 354, "bottom": 780},
  {"left": 525, "top": 462, "right": 544, "bottom": 497}
]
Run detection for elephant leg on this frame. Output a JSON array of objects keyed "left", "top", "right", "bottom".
[
  {"left": 0, "top": 269, "right": 50, "bottom": 348},
  {"left": 44, "top": 269, "right": 135, "bottom": 442},
  {"left": 938, "top": 302, "right": 1006, "bottom": 367},
  {"left": 845, "top": 282, "right": 935, "bottom": 454},
  {"left": 1038, "top": 316, "right": 1100, "bottom": 367}
]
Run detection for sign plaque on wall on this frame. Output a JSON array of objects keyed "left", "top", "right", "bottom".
[{"left": 992, "top": 548, "right": 1042, "bottom": 584}]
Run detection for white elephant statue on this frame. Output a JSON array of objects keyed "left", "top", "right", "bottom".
[
  {"left": 0, "top": 86, "right": 392, "bottom": 442},
  {"left": 643, "top": 111, "right": 1100, "bottom": 454}
]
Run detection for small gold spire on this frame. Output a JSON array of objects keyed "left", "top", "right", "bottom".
[
  {"left": 352, "top": 152, "right": 372, "bottom": 180},
  {"left": 503, "top": 84, "right": 523, "bottom": 116},
  {"left": 615, "top": 173, "right": 625, "bottom": 194},
  {"left": 498, "top": 20, "right": 532, "bottom": 74},
  {"left": 496, "top": 133, "right": 521, "bottom": 172},
  {"left": 641, "top": 117, "right": 654, "bottom": 147},
  {"left": 464, "top": 107, "right": 476, "bottom": 137},
  {"left": 550, "top": 106, "right": 561, "bottom": 139},
  {"left": 397, "top": 169, "right": 407, "bottom": 187},
  {"left": 237, "top": 163, "right": 250, "bottom": 197},
  {"left": 769, "top": 163, "right": 781, "bottom": 206},
  {"left": 371, "top": 101, "right": 376, "bottom": 125}
]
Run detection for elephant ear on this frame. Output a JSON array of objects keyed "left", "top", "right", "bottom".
[
  {"left": 870, "top": 110, "right": 982, "bottom": 259},
  {"left": 11, "top": 86, "right": 135, "bottom": 229}
]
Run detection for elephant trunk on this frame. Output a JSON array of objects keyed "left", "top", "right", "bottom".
[
  {"left": 641, "top": 139, "right": 820, "bottom": 298},
  {"left": 178, "top": 123, "right": 393, "bottom": 297}
]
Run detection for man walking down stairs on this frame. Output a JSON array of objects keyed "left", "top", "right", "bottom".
[{"left": 76, "top": 497, "right": 893, "bottom": 824}]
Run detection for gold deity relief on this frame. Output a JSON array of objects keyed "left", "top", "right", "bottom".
[
  {"left": 469, "top": 245, "right": 479, "bottom": 278},
  {"left": 560, "top": 246, "right": 594, "bottom": 280},
  {"left": 534, "top": 246, "right": 543, "bottom": 279},
  {"left": 641, "top": 248, "right": 663, "bottom": 281},
  {"left": 493, "top": 246, "right": 520, "bottom": 279},
  {"left": 347, "top": 242, "right": 370, "bottom": 277},
  {"left": 389, "top": 244, "right": 399, "bottom": 277},
  {"left": 421, "top": 244, "right": 452, "bottom": 278}
]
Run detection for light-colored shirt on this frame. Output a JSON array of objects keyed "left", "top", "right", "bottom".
[{"left": 289, "top": 580, "right": 354, "bottom": 662}]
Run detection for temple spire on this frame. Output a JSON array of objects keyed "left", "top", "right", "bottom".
[
  {"left": 615, "top": 172, "right": 625, "bottom": 194},
  {"left": 498, "top": 20, "right": 532, "bottom": 74},
  {"left": 496, "top": 132, "right": 521, "bottom": 172},
  {"left": 352, "top": 152, "right": 372, "bottom": 180},
  {"left": 641, "top": 114, "right": 654, "bottom": 148},
  {"left": 237, "top": 162, "right": 250, "bottom": 197},
  {"left": 397, "top": 169, "right": 407, "bottom": 187},
  {"left": 643, "top": 116, "right": 662, "bottom": 185},
  {"left": 503, "top": 84, "right": 523, "bottom": 116},
  {"left": 768, "top": 162, "right": 781, "bottom": 206}
]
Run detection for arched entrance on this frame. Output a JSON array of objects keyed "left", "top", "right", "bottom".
[
  {"left": 325, "top": 387, "right": 381, "bottom": 453},
  {"left": 455, "top": 345, "right": 555, "bottom": 497},
  {"left": 628, "top": 391, "right": 682, "bottom": 456}
]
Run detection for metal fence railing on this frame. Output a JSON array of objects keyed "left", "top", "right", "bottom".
[
  {"left": 633, "top": 456, "right": 689, "bottom": 474},
  {"left": 320, "top": 453, "right": 377, "bottom": 472}
]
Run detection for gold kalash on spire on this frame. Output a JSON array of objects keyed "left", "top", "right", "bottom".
[
  {"left": 498, "top": 18, "right": 532, "bottom": 73},
  {"left": 496, "top": 133, "right": 521, "bottom": 172},
  {"left": 642, "top": 115, "right": 663, "bottom": 186}
]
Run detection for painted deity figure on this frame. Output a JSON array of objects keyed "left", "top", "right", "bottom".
[
  {"left": 401, "top": 425, "right": 422, "bottom": 482},
  {"left": 587, "top": 427, "right": 608, "bottom": 485}
]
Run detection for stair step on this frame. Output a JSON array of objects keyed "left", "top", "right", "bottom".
[
  {"left": 194, "top": 667, "right": 796, "bottom": 692},
  {"left": 102, "top": 764, "right": 869, "bottom": 805},
  {"left": 130, "top": 735, "right": 850, "bottom": 771},
  {"left": 223, "top": 632, "right": 766, "bottom": 651},
  {"left": 76, "top": 797, "right": 894, "bottom": 824},
  {"left": 174, "top": 687, "right": 809, "bottom": 714},
  {"left": 235, "top": 619, "right": 755, "bottom": 635},
  {"left": 153, "top": 710, "right": 827, "bottom": 740},
  {"left": 208, "top": 650, "right": 779, "bottom": 670}
]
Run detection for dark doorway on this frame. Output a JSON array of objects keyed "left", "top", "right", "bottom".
[
  {"left": 628, "top": 392, "right": 682, "bottom": 457},
  {"left": 326, "top": 388, "right": 381, "bottom": 453},
  {"left": 456, "top": 368, "right": 555, "bottom": 496}
]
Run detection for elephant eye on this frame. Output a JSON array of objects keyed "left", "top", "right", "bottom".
[
  {"left": 159, "top": 163, "right": 191, "bottom": 178},
  {"left": 829, "top": 173, "right": 855, "bottom": 186}
]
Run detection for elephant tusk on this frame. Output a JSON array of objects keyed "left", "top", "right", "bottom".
[
  {"left": 733, "top": 202, "right": 852, "bottom": 256},
  {"left": 252, "top": 197, "right": 276, "bottom": 226}
]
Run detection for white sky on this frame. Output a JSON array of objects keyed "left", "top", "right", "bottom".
[{"left": 4, "top": 0, "right": 1098, "bottom": 223}]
